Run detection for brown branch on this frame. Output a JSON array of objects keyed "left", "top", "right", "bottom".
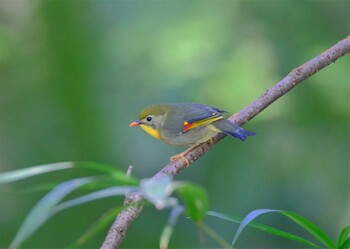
[{"left": 101, "top": 35, "right": 350, "bottom": 248}]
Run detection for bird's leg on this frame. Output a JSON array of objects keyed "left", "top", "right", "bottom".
[
  {"left": 170, "top": 145, "right": 195, "bottom": 167},
  {"left": 170, "top": 137, "right": 215, "bottom": 167}
]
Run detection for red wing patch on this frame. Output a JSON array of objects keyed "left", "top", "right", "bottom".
[{"left": 182, "top": 113, "right": 223, "bottom": 132}]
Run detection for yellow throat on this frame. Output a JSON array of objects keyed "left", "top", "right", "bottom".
[{"left": 139, "top": 124, "right": 160, "bottom": 139}]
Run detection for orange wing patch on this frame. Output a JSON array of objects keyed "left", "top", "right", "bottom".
[{"left": 183, "top": 113, "right": 223, "bottom": 132}]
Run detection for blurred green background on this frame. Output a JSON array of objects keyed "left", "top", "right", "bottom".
[{"left": 0, "top": 0, "right": 349, "bottom": 248}]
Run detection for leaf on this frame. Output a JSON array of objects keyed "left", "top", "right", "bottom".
[
  {"left": 68, "top": 207, "right": 123, "bottom": 249},
  {"left": 9, "top": 176, "right": 97, "bottom": 249},
  {"left": 230, "top": 209, "right": 336, "bottom": 249},
  {"left": 0, "top": 161, "right": 138, "bottom": 185},
  {"left": 207, "top": 211, "right": 322, "bottom": 248},
  {"left": 281, "top": 210, "right": 336, "bottom": 249},
  {"left": 160, "top": 206, "right": 184, "bottom": 249},
  {"left": 0, "top": 162, "right": 73, "bottom": 183},
  {"left": 340, "top": 238, "right": 350, "bottom": 249},
  {"left": 338, "top": 226, "right": 350, "bottom": 248},
  {"left": 175, "top": 182, "right": 208, "bottom": 222},
  {"left": 75, "top": 162, "right": 138, "bottom": 185},
  {"left": 198, "top": 222, "right": 233, "bottom": 249},
  {"left": 140, "top": 176, "right": 178, "bottom": 209},
  {"left": 51, "top": 186, "right": 138, "bottom": 214}
]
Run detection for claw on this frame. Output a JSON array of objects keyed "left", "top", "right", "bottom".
[{"left": 170, "top": 153, "right": 190, "bottom": 167}]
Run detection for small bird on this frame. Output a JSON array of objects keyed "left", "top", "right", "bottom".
[{"left": 130, "top": 103, "right": 255, "bottom": 165}]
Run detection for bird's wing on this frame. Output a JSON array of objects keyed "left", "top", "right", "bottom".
[{"left": 182, "top": 105, "right": 225, "bottom": 132}]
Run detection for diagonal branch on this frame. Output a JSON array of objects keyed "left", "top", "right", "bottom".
[{"left": 101, "top": 35, "right": 350, "bottom": 249}]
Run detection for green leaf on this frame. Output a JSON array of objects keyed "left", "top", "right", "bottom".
[
  {"left": 338, "top": 226, "right": 350, "bottom": 248},
  {"left": 340, "top": 238, "right": 350, "bottom": 249},
  {"left": 281, "top": 210, "right": 336, "bottom": 249},
  {"left": 198, "top": 222, "right": 233, "bottom": 249},
  {"left": 0, "top": 162, "right": 73, "bottom": 183},
  {"left": 75, "top": 162, "right": 138, "bottom": 185},
  {"left": 175, "top": 182, "right": 208, "bottom": 222},
  {"left": 51, "top": 186, "right": 138, "bottom": 214},
  {"left": 228, "top": 209, "right": 336, "bottom": 248},
  {"left": 18, "top": 182, "right": 61, "bottom": 193},
  {"left": 207, "top": 211, "right": 322, "bottom": 248},
  {"left": 140, "top": 176, "right": 178, "bottom": 209},
  {"left": 0, "top": 161, "right": 138, "bottom": 185},
  {"left": 160, "top": 206, "right": 184, "bottom": 249},
  {"left": 68, "top": 207, "right": 123, "bottom": 249},
  {"left": 9, "top": 176, "right": 98, "bottom": 249}
]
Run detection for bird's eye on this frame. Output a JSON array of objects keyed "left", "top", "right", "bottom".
[{"left": 146, "top": 116, "right": 152, "bottom": 122}]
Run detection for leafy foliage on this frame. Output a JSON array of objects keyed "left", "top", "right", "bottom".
[
  {"left": 0, "top": 164, "right": 348, "bottom": 248},
  {"left": 175, "top": 182, "right": 209, "bottom": 222},
  {"left": 0, "top": 164, "right": 210, "bottom": 248},
  {"left": 208, "top": 210, "right": 349, "bottom": 248}
]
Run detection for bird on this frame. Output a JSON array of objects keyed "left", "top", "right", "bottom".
[{"left": 129, "top": 103, "right": 255, "bottom": 166}]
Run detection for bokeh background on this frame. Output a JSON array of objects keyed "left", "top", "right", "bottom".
[{"left": 0, "top": 1, "right": 349, "bottom": 248}]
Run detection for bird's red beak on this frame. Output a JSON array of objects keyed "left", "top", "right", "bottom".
[{"left": 129, "top": 120, "right": 140, "bottom": 127}]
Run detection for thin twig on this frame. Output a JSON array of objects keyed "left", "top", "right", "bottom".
[
  {"left": 198, "top": 222, "right": 233, "bottom": 249},
  {"left": 126, "top": 165, "right": 133, "bottom": 177},
  {"left": 101, "top": 35, "right": 350, "bottom": 249}
]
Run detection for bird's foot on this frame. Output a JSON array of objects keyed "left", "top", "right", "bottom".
[
  {"left": 170, "top": 152, "right": 190, "bottom": 167},
  {"left": 207, "top": 137, "right": 214, "bottom": 144},
  {"left": 170, "top": 145, "right": 196, "bottom": 167}
]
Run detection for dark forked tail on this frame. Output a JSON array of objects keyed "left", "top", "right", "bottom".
[{"left": 213, "top": 119, "right": 255, "bottom": 141}]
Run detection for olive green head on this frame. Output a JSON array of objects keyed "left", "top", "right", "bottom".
[
  {"left": 129, "top": 104, "right": 170, "bottom": 139},
  {"left": 138, "top": 104, "right": 169, "bottom": 120}
]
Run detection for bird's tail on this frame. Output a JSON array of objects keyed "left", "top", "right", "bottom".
[{"left": 213, "top": 119, "right": 255, "bottom": 141}]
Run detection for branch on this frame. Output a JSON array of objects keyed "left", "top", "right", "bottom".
[{"left": 101, "top": 35, "right": 350, "bottom": 248}]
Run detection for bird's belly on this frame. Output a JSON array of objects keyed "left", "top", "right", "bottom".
[{"left": 160, "top": 125, "right": 220, "bottom": 147}]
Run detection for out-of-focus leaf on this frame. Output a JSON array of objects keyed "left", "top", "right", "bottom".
[
  {"left": 9, "top": 177, "right": 97, "bottom": 249},
  {"left": 0, "top": 161, "right": 138, "bottom": 185},
  {"left": 207, "top": 211, "right": 322, "bottom": 248},
  {"left": 198, "top": 222, "right": 233, "bottom": 249},
  {"left": 160, "top": 206, "right": 184, "bottom": 249},
  {"left": 0, "top": 162, "right": 73, "bottom": 183},
  {"left": 21, "top": 177, "right": 134, "bottom": 194},
  {"left": 340, "top": 238, "right": 350, "bottom": 249},
  {"left": 281, "top": 210, "right": 336, "bottom": 249},
  {"left": 230, "top": 209, "right": 336, "bottom": 249},
  {"left": 175, "top": 182, "right": 208, "bottom": 222},
  {"left": 140, "top": 176, "right": 178, "bottom": 209},
  {"left": 52, "top": 186, "right": 138, "bottom": 214},
  {"left": 19, "top": 182, "right": 61, "bottom": 193},
  {"left": 338, "top": 226, "right": 350, "bottom": 248},
  {"left": 68, "top": 207, "right": 123, "bottom": 249},
  {"left": 75, "top": 162, "right": 138, "bottom": 185}
]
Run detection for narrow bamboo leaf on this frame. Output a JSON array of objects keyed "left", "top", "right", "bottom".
[
  {"left": 230, "top": 209, "right": 336, "bottom": 249},
  {"left": 19, "top": 178, "right": 131, "bottom": 195},
  {"left": 231, "top": 209, "right": 279, "bottom": 245},
  {"left": 340, "top": 238, "right": 350, "bottom": 249},
  {"left": 160, "top": 206, "right": 184, "bottom": 249},
  {"left": 0, "top": 161, "right": 138, "bottom": 185},
  {"left": 75, "top": 162, "right": 138, "bottom": 185},
  {"left": 207, "top": 211, "right": 322, "bottom": 248},
  {"left": 68, "top": 207, "right": 123, "bottom": 249},
  {"left": 175, "top": 182, "right": 208, "bottom": 222},
  {"left": 51, "top": 186, "right": 138, "bottom": 214},
  {"left": 0, "top": 162, "right": 73, "bottom": 183},
  {"left": 9, "top": 177, "right": 97, "bottom": 249},
  {"left": 338, "top": 226, "right": 350, "bottom": 248},
  {"left": 281, "top": 211, "right": 336, "bottom": 249},
  {"left": 74, "top": 161, "right": 117, "bottom": 173},
  {"left": 17, "top": 182, "right": 60, "bottom": 193}
]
